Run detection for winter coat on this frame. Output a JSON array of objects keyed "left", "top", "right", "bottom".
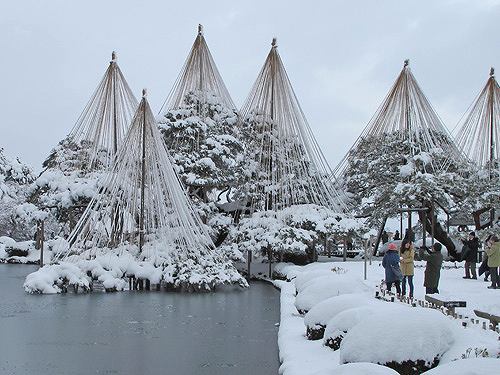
[
  {"left": 382, "top": 250, "right": 403, "bottom": 282},
  {"left": 479, "top": 256, "right": 490, "bottom": 276},
  {"left": 400, "top": 248, "right": 415, "bottom": 276},
  {"left": 419, "top": 248, "right": 443, "bottom": 288},
  {"left": 486, "top": 242, "right": 500, "bottom": 268},
  {"left": 461, "top": 238, "right": 480, "bottom": 263}
]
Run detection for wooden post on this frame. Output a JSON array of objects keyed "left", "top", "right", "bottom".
[
  {"left": 38, "top": 220, "right": 45, "bottom": 268},
  {"left": 247, "top": 250, "right": 251, "bottom": 280},
  {"left": 363, "top": 239, "right": 368, "bottom": 280},
  {"left": 373, "top": 216, "right": 388, "bottom": 256},
  {"left": 400, "top": 208, "right": 403, "bottom": 237},
  {"left": 431, "top": 203, "right": 436, "bottom": 245},
  {"left": 343, "top": 238, "right": 347, "bottom": 262},
  {"left": 139, "top": 94, "right": 147, "bottom": 253},
  {"left": 422, "top": 210, "right": 427, "bottom": 248},
  {"left": 268, "top": 247, "right": 273, "bottom": 278},
  {"left": 407, "top": 210, "right": 412, "bottom": 239}
]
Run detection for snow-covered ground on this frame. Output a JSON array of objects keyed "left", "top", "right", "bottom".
[{"left": 274, "top": 260, "right": 500, "bottom": 375}]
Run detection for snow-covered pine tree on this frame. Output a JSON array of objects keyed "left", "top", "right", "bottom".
[
  {"left": 0, "top": 148, "right": 35, "bottom": 240},
  {"left": 158, "top": 25, "right": 246, "bottom": 246},
  {"left": 337, "top": 61, "right": 468, "bottom": 255},
  {"left": 24, "top": 53, "right": 137, "bottom": 239},
  {"left": 226, "top": 39, "right": 358, "bottom": 264},
  {"left": 159, "top": 91, "right": 246, "bottom": 223},
  {"left": 454, "top": 68, "right": 500, "bottom": 236},
  {"left": 34, "top": 90, "right": 246, "bottom": 292}
]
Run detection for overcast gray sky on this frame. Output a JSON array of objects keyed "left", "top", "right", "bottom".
[{"left": 1, "top": 0, "right": 499, "bottom": 172}]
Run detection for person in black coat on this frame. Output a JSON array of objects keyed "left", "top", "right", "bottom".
[
  {"left": 419, "top": 243, "right": 443, "bottom": 294},
  {"left": 462, "top": 232, "right": 480, "bottom": 279},
  {"left": 381, "top": 231, "right": 389, "bottom": 244}
]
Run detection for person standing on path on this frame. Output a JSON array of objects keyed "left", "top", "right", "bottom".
[
  {"left": 400, "top": 240, "right": 414, "bottom": 298},
  {"left": 462, "top": 231, "right": 480, "bottom": 279},
  {"left": 419, "top": 243, "right": 443, "bottom": 294},
  {"left": 382, "top": 231, "right": 389, "bottom": 244},
  {"left": 485, "top": 235, "right": 500, "bottom": 289},
  {"left": 394, "top": 230, "right": 400, "bottom": 240},
  {"left": 382, "top": 242, "right": 403, "bottom": 294}
]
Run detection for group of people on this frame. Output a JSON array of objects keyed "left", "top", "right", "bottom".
[
  {"left": 382, "top": 231, "right": 500, "bottom": 297},
  {"left": 461, "top": 232, "right": 500, "bottom": 289},
  {"left": 382, "top": 239, "right": 443, "bottom": 297}
]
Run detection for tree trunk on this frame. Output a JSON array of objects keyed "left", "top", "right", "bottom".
[
  {"left": 213, "top": 229, "right": 228, "bottom": 247},
  {"left": 418, "top": 201, "right": 457, "bottom": 259}
]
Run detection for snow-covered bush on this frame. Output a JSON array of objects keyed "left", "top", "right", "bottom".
[
  {"left": 304, "top": 294, "right": 371, "bottom": 340},
  {"left": 24, "top": 139, "right": 106, "bottom": 239},
  {"left": 0, "top": 148, "right": 35, "bottom": 239},
  {"left": 323, "top": 304, "right": 406, "bottom": 350},
  {"left": 294, "top": 274, "right": 368, "bottom": 314},
  {"left": 294, "top": 269, "right": 341, "bottom": 293},
  {"left": 421, "top": 358, "right": 500, "bottom": 375},
  {"left": 339, "top": 309, "right": 456, "bottom": 374},
  {"left": 229, "top": 204, "right": 364, "bottom": 265},
  {"left": 312, "top": 362, "right": 399, "bottom": 375},
  {"left": 24, "top": 262, "right": 91, "bottom": 294}
]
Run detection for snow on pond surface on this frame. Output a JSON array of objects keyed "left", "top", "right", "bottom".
[
  {"left": 276, "top": 261, "right": 500, "bottom": 375},
  {"left": 1, "top": 265, "right": 280, "bottom": 375}
]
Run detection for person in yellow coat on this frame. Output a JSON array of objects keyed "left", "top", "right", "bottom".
[
  {"left": 400, "top": 240, "right": 415, "bottom": 298},
  {"left": 485, "top": 235, "right": 500, "bottom": 289}
]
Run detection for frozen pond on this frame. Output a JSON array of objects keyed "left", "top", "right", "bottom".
[{"left": 0, "top": 265, "right": 280, "bottom": 375}]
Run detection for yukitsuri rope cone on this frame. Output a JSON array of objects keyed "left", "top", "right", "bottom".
[
  {"left": 159, "top": 24, "right": 235, "bottom": 114},
  {"left": 454, "top": 68, "right": 500, "bottom": 224},
  {"left": 41, "top": 90, "right": 246, "bottom": 293},
  {"left": 334, "top": 60, "right": 462, "bottom": 180},
  {"left": 47, "top": 51, "right": 138, "bottom": 172},
  {"left": 156, "top": 25, "right": 244, "bottom": 239},
  {"left": 238, "top": 38, "right": 347, "bottom": 213},
  {"left": 454, "top": 68, "right": 500, "bottom": 173},
  {"left": 24, "top": 52, "right": 139, "bottom": 237}
]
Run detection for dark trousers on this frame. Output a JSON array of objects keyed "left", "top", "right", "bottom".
[
  {"left": 465, "top": 262, "right": 477, "bottom": 278},
  {"left": 402, "top": 275, "right": 414, "bottom": 298},
  {"left": 387, "top": 280, "right": 401, "bottom": 294},
  {"left": 426, "top": 287, "right": 439, "bottom": 294},
  {"left": 490, "top": 267, "right": 499, "bottom": 288}
]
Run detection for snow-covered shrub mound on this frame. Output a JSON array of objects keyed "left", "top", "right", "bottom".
[
  {"left": 323, "top": 303, "right": 406, "bottom": 350},
  {"left": 295, "top": 274, "right": 368, "bottom": 314},
  {"left": 304, "top": 293, "right": 370, "bottom": 340},
  {"left": 273, "top": 262, "right": 302, "bottom": 281},
  {"left": 294, "top": 269, "right": 343, "bottom": 293},
  {"left": 24, "top": 262, "right": 91, "bottom": 294},
  {"left": 312, "top": 362, "right": 399, "bottom": 375},
  {"left": 421, "top": 358, "right": 500, "bottom": 374},
  {"left": 0, "top": 236, "right": 59, "bottom": 264},
  {"left": 340, "top": 309, "right": 456, "bottom": 374}
]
